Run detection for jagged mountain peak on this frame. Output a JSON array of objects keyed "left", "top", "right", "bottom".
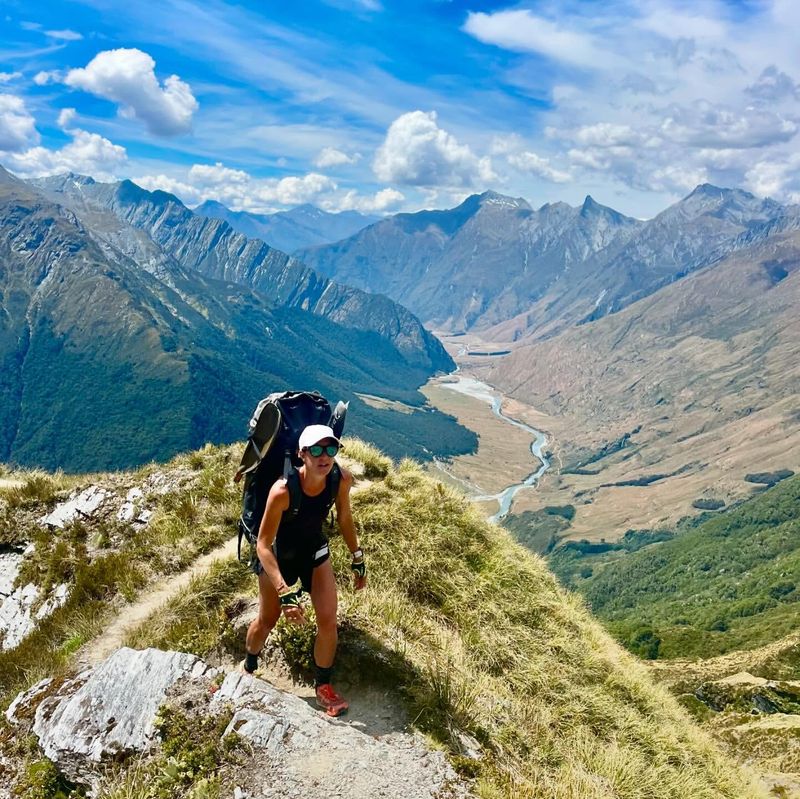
[
  {"left": 678, "top": 183, "right": 780, "bottom": 216},
  {"left": 578, "top": 194, "right": 637, "bottom": 226},
  {"left": 116, "top": 179, "right": 185, "bottom": 209},
  {"left": 194, "top": 199, "right": 228, "bottom": 213},
  {"left": 0, "top": 164, "right": 24, "bottom": 186}
]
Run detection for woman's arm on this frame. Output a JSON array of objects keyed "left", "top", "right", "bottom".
[
  {"left": 257, "top": 480, "right": 291, "bottom": 594},
  {"left": 335, "top": 466, "right": 366, "bottom": 590}
]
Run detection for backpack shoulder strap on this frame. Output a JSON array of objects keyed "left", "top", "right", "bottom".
[
  {"left": 327, "top": 462, "right": 342, "bottom": 511},
  {"left": 285, "top": 469, "right": 302, "bottom": 518}
]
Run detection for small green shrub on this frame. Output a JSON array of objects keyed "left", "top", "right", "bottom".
[
  {"left": 692, "top": 498, "right": 725, "bottom": 511},
  {"left": 745, "top": 469, "right": 794, "bottom": 486},
  {"left": 272, "top": 611, "right": 317, "bottom": 675},
  {"left": 13, "top": 757, "right": 83, "bottom": 799},
  {"left": 542, "top": 505, "right": 576, "bottom": 521}
]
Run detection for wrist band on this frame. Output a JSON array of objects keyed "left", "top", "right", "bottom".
[
  {"left": 351, "top": 551, "right": 366, "bottom": 578},
  {"left": 279, "top": 588, "right": 302, "bottom": 608}
]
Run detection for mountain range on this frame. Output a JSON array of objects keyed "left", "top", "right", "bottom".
[
  {"left": 299, "top": 183, "right": 800, "bottom": 539},
  {"left": 0, "top": 167, "right": 473, "bottom": 472},
  {"left": 299, "top": 185, "right": 800, "bottom": 340},
  {"left": 193, "top": 200, "right": 377, "bottom": 254}
]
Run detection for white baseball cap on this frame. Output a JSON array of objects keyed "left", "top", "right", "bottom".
[{"left": 298, "top": 424, "right": 340, "bottom": 450}]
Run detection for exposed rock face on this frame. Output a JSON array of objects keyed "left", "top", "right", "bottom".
[
  {"left": 32, "top": 648, "right": 212, "bottom": 786},
  {"left": 0, "top": 578, "right": 38, "bottom": 650},
  {"left": 0, "top": 549, "right": 68, "bottom": 650},
  {"left": 32, "top": 174, "right": 450, "bottom": 372},
  {"left": 15, "top": 648, "right": 465, "bottom": 798},
  {"left": 39, "top": 486, "right": 112, "bottom": 529}
]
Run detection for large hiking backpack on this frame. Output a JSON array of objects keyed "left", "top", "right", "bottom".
[{"left": 234, "top": 390, "right": 348, "bottom": 560}]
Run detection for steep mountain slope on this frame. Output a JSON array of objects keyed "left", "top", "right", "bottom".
[
  {"left": 300, "top": 185, "right": 798, "bottom": 342},
  {"left": 0, "top": 445, "right": 772, "bottom": 798},
  {"left": 32, "top": 174, "right": 448, "bottom": 372},
  {"left": 0, "top": 168, "right": 473, "bottom": 471},
  {"left": 299, "top": 190, "right": 641, "bottom": 332},
  {"left": 194, "top": 199, "right": 378, "bottom": 253},
  {"left": 485, "top": 228, "right": 800, "bottom": 536}
]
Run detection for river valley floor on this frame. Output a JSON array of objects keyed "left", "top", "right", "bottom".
[{"left": 422, "top": 333, "right": 799, "bottom": 546}]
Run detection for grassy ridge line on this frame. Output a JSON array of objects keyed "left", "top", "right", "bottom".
[{"left": 123, "top": 451, "right": 766, "bottom": 798}]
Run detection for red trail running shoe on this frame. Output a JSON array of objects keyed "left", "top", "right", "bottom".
[{"left": 315, "top": 683, "right": 349, "bottom": 717}]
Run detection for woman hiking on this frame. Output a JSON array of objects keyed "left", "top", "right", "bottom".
[{"left": 243, "top": 424, "right": 366, "bottom": 717}]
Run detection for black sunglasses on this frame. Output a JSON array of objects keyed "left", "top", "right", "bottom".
[{"left": 306, "top": 443, "right": 339, "bottom": 457}]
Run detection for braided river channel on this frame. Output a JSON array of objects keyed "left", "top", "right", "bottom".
[{"left": 437, "top": 376, "right": 550, "bottom": 522}]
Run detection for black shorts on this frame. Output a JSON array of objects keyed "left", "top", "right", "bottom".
[{"left": 250, "top": 537, "right": 330, "bottom": 594}]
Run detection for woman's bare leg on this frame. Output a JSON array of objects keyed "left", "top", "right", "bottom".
[
  {"left": 246, "top": 570, "right": 281, "bottom": 656},
  {"left": 310, "top": 559, "right": 338, "bottom": 668}
]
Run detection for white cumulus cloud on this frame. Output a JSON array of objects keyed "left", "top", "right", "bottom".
[
  {"left": 0, "top": 72, "right": 22, "bottom": 84},
  {"left": 328, "top": 187, "right": 404, "bottom": 213},
  {"left": 0, "top": 94, "right": 40, "bottom": 152},
  {"left": 135, "top": 165, "right": 339, "bottom": 212},
  {"left": 373, "top": 110, "right": 494, "bottom": 188},
  {"left": 188, "top": 162, "right": 249, "bottom": 187},
  {"left": 4, "top": 128, "right": 127, "bottom": 181},
  {"left": 57, "top": 107, "right": 77, "bottom": 130},
  {"left": 62, "top": 48, "right": 198, "bottom": 136},
  {"left": 313, "top": 147, "right": 361, "bottom": 168},
  {"left": 34, "top": 70, "right": 62, "bottom": 86},
  {"left": 507, "top": 151, "right": 571, "bottom": 184}
]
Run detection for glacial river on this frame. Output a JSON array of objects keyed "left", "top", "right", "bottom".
[{"left": 437, "top": 376, "right": 550, "bottom": 523}]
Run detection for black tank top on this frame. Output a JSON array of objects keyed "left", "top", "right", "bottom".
[{"left": 274, "top": 471, "right": 333, "bottom": 556}]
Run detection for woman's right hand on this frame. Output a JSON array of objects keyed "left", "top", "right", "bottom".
[{"left": 281, "top": 603, "right": 306, "bottom": 625}]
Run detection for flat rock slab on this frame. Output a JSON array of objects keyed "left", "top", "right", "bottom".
[
  {"left": 33, "top": 647, "right": 212, "bottom": 785},
  {"left": 16, "top": 648, "right": 468, "bottom": 798}
]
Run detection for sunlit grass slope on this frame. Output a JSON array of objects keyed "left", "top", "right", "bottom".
[
  {"left": 1, "top": 444, "right": 769, "bottom": 798},
  {"left": 336, "top": 457, "right": 767, "bottom": 798}
]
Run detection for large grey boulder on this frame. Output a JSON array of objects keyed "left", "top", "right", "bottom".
[{"left": 32, "top": 647, "right": 212, "bottom": 786}]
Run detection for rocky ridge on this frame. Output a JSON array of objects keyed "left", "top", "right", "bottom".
[
  {"left": 299, "top": 185, "right": 798, "bottom": 341},
  {"left": 0, "top": 166, "right": 471, "bottom": 471},
  {"left": 32, "top": 173, "right": 448, "bottom": 372},
  {"left": 3, "top": 647, "right": 465, "bottom": 798}
]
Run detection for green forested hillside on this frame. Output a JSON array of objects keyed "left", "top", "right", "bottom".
[
  {"left": 549, "top": 476, "right": 800, "bottom": 659},
  {"left": 0, "top": 171, "right": 475, "bottom": 473}
]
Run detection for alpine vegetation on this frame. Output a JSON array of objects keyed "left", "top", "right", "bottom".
[{"left": 0, "top": 443, "right": 769, "bottom": 798}]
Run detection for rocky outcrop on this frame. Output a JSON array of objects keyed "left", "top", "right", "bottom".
[
  {"left": 8, "top": 647, "right": 466, "bottom": 798},
  {"left": 0, "top": 547, "right": 68, "bottom": 650},
  {"left": 31, "top": 648, "right": 211, "bottom": 786}
]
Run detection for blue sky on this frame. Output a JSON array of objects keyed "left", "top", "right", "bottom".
[{"left": 1, "top": 0, "right": 799, "bottom": 217}]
